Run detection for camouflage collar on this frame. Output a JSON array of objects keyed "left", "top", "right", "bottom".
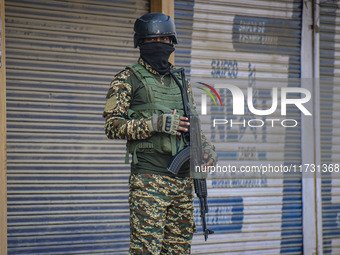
[{"left": 138, "top": 58, "right": 175, "bottom": 75}]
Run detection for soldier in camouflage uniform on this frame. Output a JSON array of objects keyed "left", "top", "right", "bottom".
[{"left": 103, "top": 13, "right": 217, "bottom": 255}]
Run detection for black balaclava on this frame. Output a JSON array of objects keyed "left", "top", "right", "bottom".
[{"left": 139, "top": 42, "right": 175, "bottom": 74}]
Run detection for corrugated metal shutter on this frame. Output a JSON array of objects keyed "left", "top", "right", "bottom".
[
  {"left": 174, "top": 0, "right": 195, "bottom": 74},
  {"left": 176, "top": 0, "right": 303, "bottom": 254},
  {"left": 5, "top": 0, "right": 148, "bottom": 254},
  {"left": 319, "top": 1, "right": 340, "bottom": 254}
]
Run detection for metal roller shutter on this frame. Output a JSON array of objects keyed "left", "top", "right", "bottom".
[
  {"left": 319, "top": 1, "right": 340, "bottom": 254},
  {"left": 5, "top": 0, "right": 148, "bottom": 254},
  {"left": 176, "top": 0, "right": 303, "bottom": 254},
  {"left": 174, "top": 0, "right": 195, "bottom": 73}
]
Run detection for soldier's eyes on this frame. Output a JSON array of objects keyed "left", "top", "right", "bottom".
[{"left": 144, "top": 37, "right": 170, "bottom": 43}]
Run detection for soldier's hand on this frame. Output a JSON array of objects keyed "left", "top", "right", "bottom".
[
  {"left": 173, "top": 109, "right": 190, "bottom": 136},
  {"left": 201, "top": 147, "right": 218, "bottom": 168},
  {"left": 149, "top": 109, "right": 190, "bottom": 136},
  {"left": 201, "top": 153, "right": 214, "bottom": 168}
]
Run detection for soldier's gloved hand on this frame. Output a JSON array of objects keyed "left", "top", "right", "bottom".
[
  {"left": 154, "top": 113, "right": 180, "bottom": 135},
  {"left": 147, "top": 110, "right": 190, "bottom": 136}
]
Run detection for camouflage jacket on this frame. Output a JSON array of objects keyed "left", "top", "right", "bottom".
[{"left": 103, "top": 58, "right": 215, "bottom": 176}]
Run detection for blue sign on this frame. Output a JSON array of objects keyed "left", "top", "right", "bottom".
[{"left": 194, "top": 197, "right": 243, "bottom": 233}]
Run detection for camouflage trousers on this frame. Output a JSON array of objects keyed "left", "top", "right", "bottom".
[{"left": 129, "top": 173, "right": 196, "bottom": 255}]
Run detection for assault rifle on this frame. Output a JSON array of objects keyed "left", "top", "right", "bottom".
[{"left": 168, "top": 68, "right": 214, "bottom": 241}]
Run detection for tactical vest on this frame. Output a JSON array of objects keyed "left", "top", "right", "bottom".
[{"left": 125, "top": 63, "right": 186, "bottom": 164}]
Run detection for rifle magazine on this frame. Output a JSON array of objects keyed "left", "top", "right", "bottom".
[{"left": 167, "top": 146, "right": 190, "bottom": 175}]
